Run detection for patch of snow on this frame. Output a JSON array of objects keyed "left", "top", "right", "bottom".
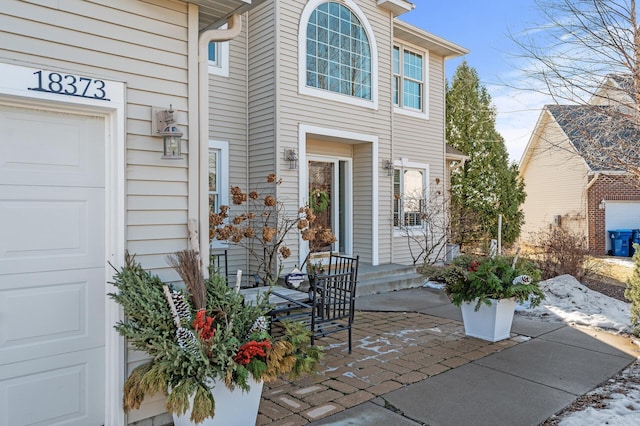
[
  {"left": 516, "top": 274, "right": 631, "bottom": 334},
  {"left": 423, "top": 280, "right": 446, "bottom": 290}
]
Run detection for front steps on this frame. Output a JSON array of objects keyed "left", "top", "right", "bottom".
[{"left": 356, "top": 263, "right": 425, "bottom": 297}]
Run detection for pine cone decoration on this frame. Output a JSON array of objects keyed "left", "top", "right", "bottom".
[
  {"left": 249, "top": 316, "right": 269, "bottom": 334},
  {"left": 176, "top": 327, "right": 200, "bottom": 354},
  {"left": 171, "top": 291, "right": 192, "bottom": 322},
  {"left": 512, "top": 275, "right": 533, "bottom": 285}
]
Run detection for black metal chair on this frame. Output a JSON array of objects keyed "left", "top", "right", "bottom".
[
  {"left": 310, "top": 270, "right": 358, "bottom": 353},
  {"left": 326, "top": 253, "right": 359, "bottom": 322},
  {"left": 209, "top": 249, "right": 229, "bottom": 283}
]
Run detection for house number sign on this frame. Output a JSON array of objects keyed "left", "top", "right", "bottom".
[{"left": 29, "top": 69, "right": 110, "bottom": 101}]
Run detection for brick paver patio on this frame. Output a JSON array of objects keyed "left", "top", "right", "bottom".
[{"left": 257, "top": 311, "right": 524, "bottom": 425}]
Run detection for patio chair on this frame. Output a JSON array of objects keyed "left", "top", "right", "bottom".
[
  {"left": 209, "top": 249, "right": 229, "bottom": 283},
  {"left": 326, "top": 253, "right": 359, "bottom": 321},
  {"left": 310, "top": 270, "right": 358, "bottom": 353}
]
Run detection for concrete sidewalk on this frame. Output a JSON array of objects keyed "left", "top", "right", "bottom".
[{"left": 305, "top": 288, "right": 639, "bottom": 426}]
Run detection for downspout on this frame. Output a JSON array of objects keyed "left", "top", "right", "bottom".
[{"left": 197, "top": 14, "right": 242, "bottom": 261}]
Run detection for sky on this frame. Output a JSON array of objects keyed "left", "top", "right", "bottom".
[{"left": 399, "top": 0, "right": 551, "bottom": 163}]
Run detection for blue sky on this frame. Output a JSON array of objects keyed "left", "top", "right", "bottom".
[{"left": 399, "top": 0, "right": 550, "bottom": 162}]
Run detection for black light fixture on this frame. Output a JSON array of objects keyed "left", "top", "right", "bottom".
[
  {"left": 285, "top": 148, "right": 299, "bottom": 169},
  {"left": 382, "top": 159, "right": 393, "bottom": 176},
  {"left": 156, "top": 105, "right": 183, "bottom": 160}
]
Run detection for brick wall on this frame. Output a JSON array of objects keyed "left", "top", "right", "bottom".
[{"left": 587, "top": 174, "right": 640, "bottom": 254}]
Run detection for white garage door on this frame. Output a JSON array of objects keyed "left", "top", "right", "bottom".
[
  {"left": 0, "top": 104, "right": 105, "bottom": 425},
  {"left": 604, "top": 201, "right": 640, "bottom": 251}
]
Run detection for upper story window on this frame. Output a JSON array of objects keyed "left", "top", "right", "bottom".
[
  {"left": 393, "top": 44, "right": 428, "bottom": 117},
  {"left": 306, "top": 2, "right": 371, "bottom": 99},
  {"left": 208, "top": 24, "right": 229, "bottom": 77},
  {"left": 299, "top": 0, "right": 378, "bottom": 109}
]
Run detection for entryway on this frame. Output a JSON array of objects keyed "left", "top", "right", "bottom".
[{"left": 308, "top": 157, "right": 352, "bottom": 255}]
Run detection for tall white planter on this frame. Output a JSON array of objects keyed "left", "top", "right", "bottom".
[
  {"left": 172, "top": 378, "right": 264, "bottom": 426},
  {"left": 460, "top": 298, "right": 516, "bottom": 342}
]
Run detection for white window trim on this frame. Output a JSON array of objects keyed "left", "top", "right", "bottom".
[
  {"left": 393, "top": 158, "right": 430, "bottom": 236},
  {"left": 208, "top": 140, "right": 229, "bottom": 249},
  {"left": 393, "top": 42, "right": 429, "bottom": 120},
  {"left": 208, "top": 24, "right": 229, "bottom": 77},
  {"left": 298, "top": 0, "right": 379, "bottom": 110}
]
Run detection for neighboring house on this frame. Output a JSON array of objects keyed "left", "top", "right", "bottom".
[
  {"left": 0, "top": 0, "right": 465, "bottom": 425},
  {"left": 519, "top": 75, "right": 640, "bottom": 255}
]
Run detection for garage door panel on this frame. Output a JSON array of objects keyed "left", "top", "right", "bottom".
[
  {"left": 0, "top": 348, "right": 104, "bottom": 426},
  {"left": 0, "top": 268, "right": 105, "bottom": 365},
  {"left": 0, "top": 105, "right": 104, "bottom": 187},
  {"left": 0, "top": 186, "right": 104, "bottom": 274}
]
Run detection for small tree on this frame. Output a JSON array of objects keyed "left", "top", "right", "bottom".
[
  {"left": 446, "top": 62, "right": 526, "bottom": 251},
  {"left": 625, "top": 243, "right": 640, "bottom": 336},
  {"left": 209, "top": 174, "right": 335, "bottom": 286}
]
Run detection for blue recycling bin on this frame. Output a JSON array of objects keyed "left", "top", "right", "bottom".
[
  {"left": 631, "top": 229, "right": 640, "bottom": 257},
  {"left": 609, "top": 229, "right": 633, "bottom": 257}
]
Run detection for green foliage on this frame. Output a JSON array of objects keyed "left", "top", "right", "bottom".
[
  {"left": 626, "top": 243, "right": 640, "bottom": 336},
  {"left": 424, "top": 254, "right": 544, "bottom": 310},
  {"left": 446, "top": 62, "right": 526, "bottom": 250},
  {"left": 109, "top": 252, "right": 322, "bottom": 423}
]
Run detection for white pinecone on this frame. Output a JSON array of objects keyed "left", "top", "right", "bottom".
[
  {"left": 249, "top": 316, "right": 269, "bottom": 334},
  {"left": 171, "top": 291, "right": 191, "bottom": 322},
  {"left": 176, "top": 328, "right": 200, "bottom": 354},
  {"left": 512, "top": 275, "right": 533, "bottom": 285}
]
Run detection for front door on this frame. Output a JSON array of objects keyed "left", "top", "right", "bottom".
[{"left": 308, "top": 158, "right": 351, "bottom": 255}]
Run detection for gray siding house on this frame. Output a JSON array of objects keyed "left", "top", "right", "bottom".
[{"left": 0, "top": 0, "right": 465, "bottom": 424}]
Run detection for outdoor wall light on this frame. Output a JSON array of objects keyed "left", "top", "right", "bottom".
[
  {"left": 285, "top": 148, "right": 298, "bottom": 169},
  {"left": 599, "top": 198, "right": 606, "bottom": 210},
  {"left": 382, "top": 159, "right": 394, "bottom": 176},
  {"left": 156, "top": 105, "right": 183, "bottom": 160}
]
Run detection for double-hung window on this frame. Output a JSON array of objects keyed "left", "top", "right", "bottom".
[
  {"left": 208, "top": 141, "right": 229, "bottom": 248},
  {"left": 393, "top": 166, "right": 428, "bottom": 229},
  {"left": 393, "top": 45, "right": 426, "bottom": 114}
]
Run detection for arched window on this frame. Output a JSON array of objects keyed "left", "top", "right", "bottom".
[{"left": 305, "top": 2, "right": 372, "bottom": 100}]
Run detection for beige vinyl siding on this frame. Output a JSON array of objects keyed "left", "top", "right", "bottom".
[
  {"left": 1, "top": 1, "right": 192, "bottom": 422},
  {"left": 209, "top": 16, "right": 250, "bottom": 277},
  {"left": 520, "top": 115, "right": 589, "bottom": 241},
  {"left": 276, "top": 0, "right": 393, "bottom": 265},
  {"left": 391, "top": 52, "right": 447, "bottom": 264},
  {"left": 245, "top": 1, "right": 279, "bottom": 279}
]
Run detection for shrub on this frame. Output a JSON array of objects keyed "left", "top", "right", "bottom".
[
  {"left": 626, "top": 243, "right": 640, "bottom": 336},
  {"left": 526, "top": 227, "right": 597, "bottom": 280},
  {"left": 423, "top": 254, "right": 544, "bottom": 310}
]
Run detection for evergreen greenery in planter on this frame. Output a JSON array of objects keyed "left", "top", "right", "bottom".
[
  {"left": 424, "top": 254, "right": 544, "bottom": 310},
  {"left": 109, "top": 251, "right": 322, "bottom": 423}
]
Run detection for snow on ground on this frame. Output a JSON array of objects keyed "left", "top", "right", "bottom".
[
  {"left": 516, "top": 274, "right": 631, "bottom": 334},
  {"left": 517, "top": 274, "right": 640, "bottom": 425}
]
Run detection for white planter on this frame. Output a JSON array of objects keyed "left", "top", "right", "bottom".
[
  {"left": 172, "top": 378, "right": 264, "bottom": 426},
  {"left": 460, "top": 298, "right": 516, "bottom": 342}
]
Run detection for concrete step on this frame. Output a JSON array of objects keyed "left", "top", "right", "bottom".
[{"left": 356, "top": 263, "right": 425, "bottom": 297}]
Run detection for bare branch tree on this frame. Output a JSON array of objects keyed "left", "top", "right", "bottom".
[
  {"left": 396, "top": 187, "right": 451, "bottom": 266},
  {"left": 511, "top": 0, "right": 640, "bottom": 180}
]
